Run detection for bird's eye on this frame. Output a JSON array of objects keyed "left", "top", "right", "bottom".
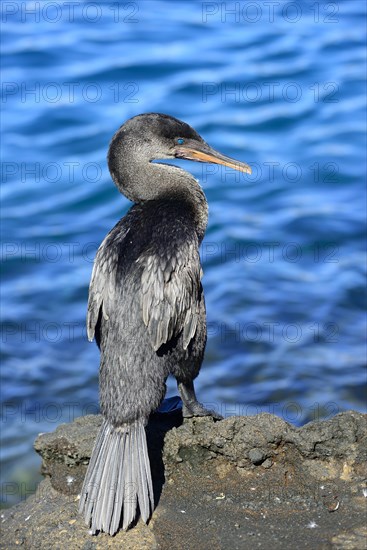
[{"left": 176, "top": 138, "right": 185, "bottom": 145}]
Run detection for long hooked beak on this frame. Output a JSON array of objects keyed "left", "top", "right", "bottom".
[{"left": 174, "top": 141, "right": 252, "bottom": 175}]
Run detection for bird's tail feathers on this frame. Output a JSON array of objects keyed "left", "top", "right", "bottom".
[{"left": 78, "top": 419, "right": 154, "bottom": 535}]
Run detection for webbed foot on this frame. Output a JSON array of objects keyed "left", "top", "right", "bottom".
[{"left": 178, "top": 381, "right": 223, "bottom": 420}]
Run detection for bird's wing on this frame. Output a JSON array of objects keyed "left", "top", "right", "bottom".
[
  {"left": 138, "top": 240, "right": 203, "bottom": 351},
  {"left": 87, "top": 226, "right": 129, "bottom": 342}
]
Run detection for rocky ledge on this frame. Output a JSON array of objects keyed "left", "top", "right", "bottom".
[{"left": 1, "top": 410, "right": 366, "bottom": 549}]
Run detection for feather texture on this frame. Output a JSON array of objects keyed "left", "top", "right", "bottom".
[
  {"left": 79, "top": 419, "right": 153, "bottom": 535},
  {"left": 138, "top": 240, "right": 202, "bottom": 351}
]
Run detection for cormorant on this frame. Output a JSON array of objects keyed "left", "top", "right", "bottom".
[{"left": 79, "top": 113, "right": 251, "bottom": 535}]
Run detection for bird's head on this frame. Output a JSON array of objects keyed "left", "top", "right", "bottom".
[{"left": 108, "top": 113, "right": 251, "bottom": 201}]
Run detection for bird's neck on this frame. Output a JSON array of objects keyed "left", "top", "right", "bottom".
[{"left": 113, "top": 161, "right": 209, "bottom": 243}]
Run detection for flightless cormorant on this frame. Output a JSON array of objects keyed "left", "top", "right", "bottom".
[{"left": 79, "top": 113, "right": 251, "bottom": 535}]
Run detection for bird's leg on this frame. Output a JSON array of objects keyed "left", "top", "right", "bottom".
[{"left": 177, "top": 380, "right": 222, "bottom": 420}]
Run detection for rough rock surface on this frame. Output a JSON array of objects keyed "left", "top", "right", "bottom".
[{"left": 1, "top": 411, "right": 366, "bottom": 549}]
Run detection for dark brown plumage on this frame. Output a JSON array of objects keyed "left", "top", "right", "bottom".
[{"left": 79, "top": 113, "right": 251, "bottom": 535}]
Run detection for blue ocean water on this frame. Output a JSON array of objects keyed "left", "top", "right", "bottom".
[{"left": 1, "top": 1, "right": 366, "bottom": 507}]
